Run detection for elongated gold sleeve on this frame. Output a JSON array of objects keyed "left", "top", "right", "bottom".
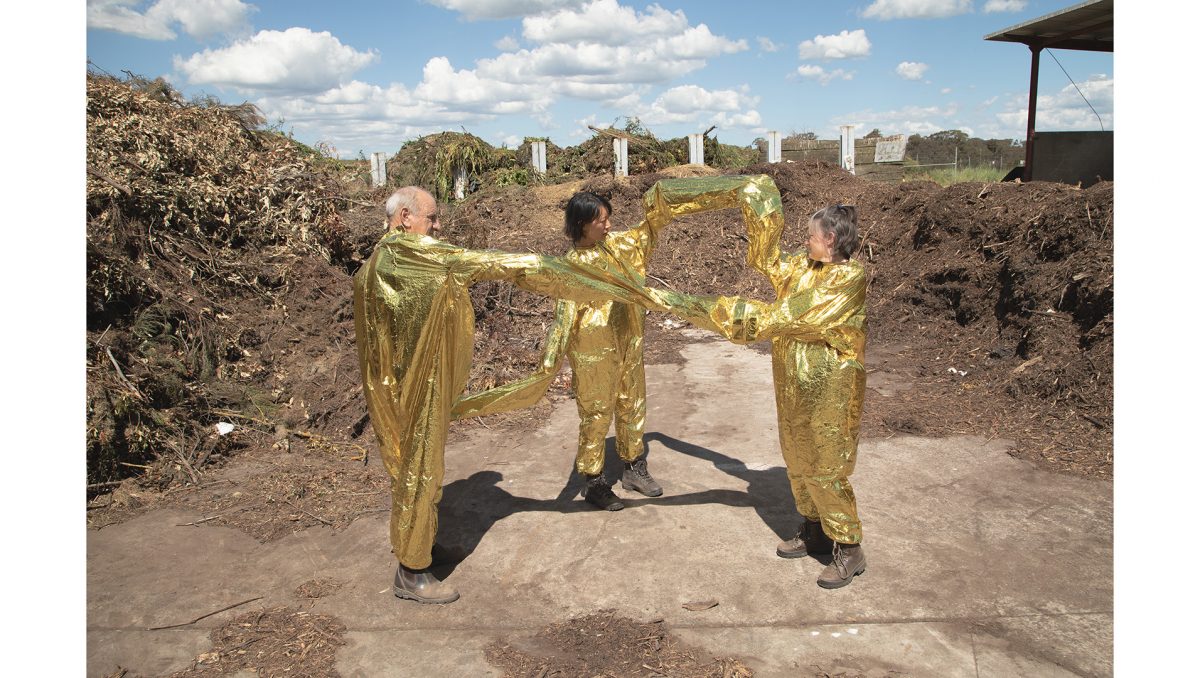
[
  {"left": 355, "top": 231, "right": 684, "bottom": 568},
  {"left": 453, "top": 175, "right": 792, "bottom": 475},
  {"left": 451, "top": 175, "right": 868, "bottom": 542}
]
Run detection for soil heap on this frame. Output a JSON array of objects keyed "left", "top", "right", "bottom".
[{"left": 86, "top": 75, "right": 1112, "bottom": 507}]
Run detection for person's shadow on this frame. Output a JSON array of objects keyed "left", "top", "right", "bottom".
[
  {"left": 643, "top": 432, "right": 801, "bottom": 544},
  {"left": 434, "top": 432, "right": 810, "bottom": 577}
]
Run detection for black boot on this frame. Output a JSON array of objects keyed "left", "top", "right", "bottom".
[
  {"left": 581, "top": 474, "right": 624, "bottom": 511},
  {"left": 621, "top": 455, "right": 663, "bottom": 497},
  {"left": 776, "top": 518, "right": 834, "bottom": 558}
]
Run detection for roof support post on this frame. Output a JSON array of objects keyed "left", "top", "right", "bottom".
[{"left": 1023, "top": 43, "right": 1042, "bottom": 181}]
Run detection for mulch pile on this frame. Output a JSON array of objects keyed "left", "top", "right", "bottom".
[
  {"left": 455, "top": 162, "right": 1113, "bottom": 476},
  {"left": 86, "top": 72, "right": 377, "bottom": 496},
  {"left": 167, "top": 606, "right": 347, "bottom": 677},
  {"left": 485, "top": 610, "right": 754, "bottom": 677},
  {"left": 86, "top": 72, "right": 1112, "bottom": 544}
]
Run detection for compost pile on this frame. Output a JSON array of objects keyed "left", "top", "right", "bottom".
[
  {"left": 86, "top": 73, "right": 371, "bottom": 491},
  {"left": 456, "top": 161, "right": 1113, "bottom": 476},
  {"left": 86, "top": 81, "right": 1112, "bottom": 505}
]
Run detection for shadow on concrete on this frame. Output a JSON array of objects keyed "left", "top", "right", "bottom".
[
  {"left": 644, "top": 432, "right": 799, "bottom": 542},
  {"left": 434, "top": 432, "right": 805, "bottom": 577}
]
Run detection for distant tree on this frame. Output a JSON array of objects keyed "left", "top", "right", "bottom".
[
  {"left": 929, "top": 129, "right": 968, "bottom": 146},
  {"left": 864, "top": 128, "right": 883, "bottom": 139},
  {"left": 784, "top": 131, "right": 819, "bottom": 143}
]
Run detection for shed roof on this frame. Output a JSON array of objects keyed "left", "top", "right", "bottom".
[{"left": 984, "top": 0, "right": 1113, "bottom": 52}]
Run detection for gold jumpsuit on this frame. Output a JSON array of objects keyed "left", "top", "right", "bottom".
[{"left": 354, "top": 230, "right": 682, "bottom": 569}]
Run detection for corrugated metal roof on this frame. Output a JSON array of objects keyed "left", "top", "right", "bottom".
[{"left": 984, "top": 0, "right": 1113, "bottom": 52}]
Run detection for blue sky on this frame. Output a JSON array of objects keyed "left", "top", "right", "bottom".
[{"left": 85, "top": 0, "right": 1114, "bottom": 158}]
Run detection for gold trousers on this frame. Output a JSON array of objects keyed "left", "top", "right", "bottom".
[
  {"left": 569, "top": 330, "right": 647, "bottom": 476},
  {"left": 774, "top": 341, "right": 865, "bottom": 544}
]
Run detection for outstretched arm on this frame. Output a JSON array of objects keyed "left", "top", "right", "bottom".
[
  {"left": 451, "top": 300, "right": 575, "bottom": 420},
  {"left": 639, "top": 175, "right": 789, "bottom": 285},
  {"left": 646, "top": 264, "right": 866, "bottom": 345}
]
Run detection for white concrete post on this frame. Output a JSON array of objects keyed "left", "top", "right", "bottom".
[
  {"left": 767, "top": 131, "right": 781, "bottom": 163},
  {"left": 839, "top": 125, "right": 856, "bottom": 175},
  {"left": 613, "top": 137, "right": 628, "bottom": 177},
  {"left": 453, "top": 166, "right": 467, "bottom": 200},
  {"left": 531, "top": 140, "right": 547, "bottom": 173},
  {"left": 370, "top": 152, "right": 387, "bottom": 187},
  {"left": 688, "top": 133, "right": 705, "bottom": 165}
]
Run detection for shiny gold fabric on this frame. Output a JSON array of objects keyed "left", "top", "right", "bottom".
[
  {"left": 454, "top": 175, "right": 866, "bottom": 543},
  {"left": 354, "top": 230, "right": 682, "bottom": 568},
  {"left": 453, "top": 175, "right": 786, "bottom": 475}
]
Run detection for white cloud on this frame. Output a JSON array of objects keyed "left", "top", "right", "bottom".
[
  {"left": 838, "top": 103, "right": 965, "bottom": 137},
  {"left": 87, "top": 0, "right": 253, "bottom": 41},
  {"left": 941, "top": 87, "right": 952, "bottom": 94},
  {"left": 494, "top": 35, "right": 521, "bottom": 51},
  {"left": 798, "top": 29, "right": 871, "bottom": 60},
  {"left": 983, "top": 0, "right": 1027, "bottom": 12},
  {"left": 896, "top": 61, "right": 929, "bottom": 80},
  {"left": 796, "top": 64, "right": 854, "bottom": 85},
  {"left": 424, "top": 0, "right": 586, "bottom": 20},
  {"left": 757, "top": 36, "right": 782, "bottom": 53},
  {"left": 636, "top": 84, "right": 762, "bottom": 129},
  {"left": 523, "top": 0, "right": 687, "bottom": 45},
  {"left": 571, "top": 114, "right": 606, "bottom": 138},
  {"left": 496, "top": 132, "right": 522, "bottom": 147},
  {"left": 478, "top": 18, "right": 744, "bottom": 86},
  {"left": 253, "top": 76, "right": 528, "bottom": 156},
  {"left": 174, "top": 27, "right": 378, "bottom": 94},
  {"left": 413, "top": 57, "right": 552, "bottom": 114},
  {"left": 996, "top": 74, "right": 1113, "bottom": 131},
  {"left": 861, "top": 0, "right": 972, "bottom": 20}
]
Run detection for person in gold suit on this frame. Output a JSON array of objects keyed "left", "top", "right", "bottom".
[
  {"left": 556, "top": 191, "right": 666, "bottom": 510},
  {"left": 751, "top": 204, "right": 868, "bottom": 590},
  {"left": 354, "top": 186, "right": 690, "bottom": 604}
]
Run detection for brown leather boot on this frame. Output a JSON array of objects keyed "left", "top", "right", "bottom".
[
  {"left": 817, "top": 542, "right": 866, "bottom": 589},
  {"left": 776, "top": 518, "right": 834, "bottom": 558},
  {"left": 621, "top": 456, "right": 663, "bottom": 497},
  {"left": 393, "top": 564, "right": 460, "bottom": 604}
]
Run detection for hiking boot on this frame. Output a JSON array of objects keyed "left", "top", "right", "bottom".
[
  {"left": 817, "top": 543, "right": 866, "bottom": 590},
  {"left": 621, "top": 456, "right": 663, "bottom": 497},
  {"left": 776, "top": 518, "right": 834, "bottom": 559},
  {"left": 393, "top": 564, "right": 460, "bottom": 604},
  {"left": 582, "top": 474, "right": 624, "bottom": 511}
]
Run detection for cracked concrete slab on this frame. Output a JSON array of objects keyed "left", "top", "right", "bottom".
[{"left": 88, "top": 337, "right": 1112, "bottom": 677}]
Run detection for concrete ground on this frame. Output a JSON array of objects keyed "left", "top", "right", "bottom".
[{"left": 87, "top": 334, "right": 1113, "bottom": 677}]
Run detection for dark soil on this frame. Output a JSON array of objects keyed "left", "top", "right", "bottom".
[{"left": 485, "top": 610, "right": 754, "bottom": 678}]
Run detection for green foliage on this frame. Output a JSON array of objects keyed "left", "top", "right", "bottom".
[
  {"left": 388, "top": 131, "right": 512, "bottom": 201},
  {"left": 904, "top": 165, "right": 1006, "bottom": 186}
]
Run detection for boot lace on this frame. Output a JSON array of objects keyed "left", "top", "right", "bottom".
[{"left": 832, "top": 542, "right": 849, "bottom": 577}]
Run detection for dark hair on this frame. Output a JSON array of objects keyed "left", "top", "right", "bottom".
[
  {"left": 810, "top": 204, "right": 859, "bottom": 260},
  {"left": 563, "top": 192, "right": 612, "bottom": 243}
]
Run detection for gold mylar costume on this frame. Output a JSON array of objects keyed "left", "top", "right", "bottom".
[
  {"left": 354, "top": 230, "right": 687, "bottom": 569},
  {"left": 455, "top": 175, "right": 867, "bottom": 544}
]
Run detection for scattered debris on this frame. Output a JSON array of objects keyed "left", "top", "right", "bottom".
[{"left": 485, "top": 610, "right": 753, "bottom": 677}]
